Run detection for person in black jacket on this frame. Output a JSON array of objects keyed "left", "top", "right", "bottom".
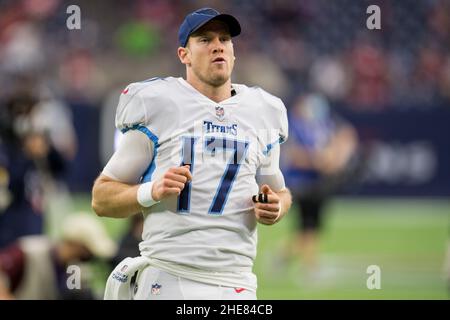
[{"left": 0, "top": 90, "right": 67, "bottom": 248}]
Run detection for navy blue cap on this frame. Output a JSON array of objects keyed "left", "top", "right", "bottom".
[{"left": 178, "top": 8, "right": 241, "bottom": 47}]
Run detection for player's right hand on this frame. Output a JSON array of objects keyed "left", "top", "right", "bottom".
[{"left": 151, "top": 165, "right": 192, "bottom": 201}]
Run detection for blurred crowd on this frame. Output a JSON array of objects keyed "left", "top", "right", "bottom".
[
  {"left": 0, "top": 0, "right": 449, "bottom": 299},
  {"left": 1, "top": 0, "right": 449, "bottom": 113}
]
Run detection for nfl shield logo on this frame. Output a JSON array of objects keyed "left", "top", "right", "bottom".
[
  {"left": 120, "top": 264, "right": 128, "bottom": 272},
  {"left": 215, "top": 106, "right": 225, "bottom": 121},
  {"left": 151, "top": 283, "right": 162, "bottom": 295}
]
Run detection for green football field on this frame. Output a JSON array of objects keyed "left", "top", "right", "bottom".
[
  {"left": 71, "top": 195, "right": 449, "bottom": 300},
  {"left": 254, "top": 198, "right": 449, "bottom": 300}
]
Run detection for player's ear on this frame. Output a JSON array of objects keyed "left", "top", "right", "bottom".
[{"left": 178, "top": 47, "right": 190, "bottom": 65}]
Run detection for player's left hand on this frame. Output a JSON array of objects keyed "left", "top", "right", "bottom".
[{"left": 253, "top": 184, "right": 281, "bottom": 225}]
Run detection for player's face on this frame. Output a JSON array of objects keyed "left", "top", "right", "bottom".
[{"left": 184, "top": 20, "right": 235, "bottom": 87}]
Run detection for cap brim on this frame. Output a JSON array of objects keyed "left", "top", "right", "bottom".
[{"left": 191, "top": 14, "right": 241, "bottom": 39}]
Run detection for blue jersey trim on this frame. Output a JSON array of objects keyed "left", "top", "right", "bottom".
[
  {"left": 207, "top": 138, "right": 249, "bottom": 215},
  {"left": 263, "top": 137, "right": 284, "bottom": 156},
  {"left": 177, "top": 136, "right": 199, "bottom": 214},
  {"left": 121, "top": 125, "right": 159, "bottom": 182},
  {"left": 121, "top": 125, "right": 158, "bottom": 145}
]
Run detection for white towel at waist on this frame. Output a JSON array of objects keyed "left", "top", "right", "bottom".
[{"left": 104, "top": 256, "right": 151, "bottom": 300}]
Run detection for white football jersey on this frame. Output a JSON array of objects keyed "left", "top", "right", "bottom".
[{"left": 115, "top": 77, "right": 288, "bottom": 290}]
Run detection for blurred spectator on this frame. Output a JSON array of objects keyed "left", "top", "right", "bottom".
[
  {"left": 31, "top": 90, "right": 77, "bottom": 161},
  {"left": 59, "top": 48, "right": 108, "bottom": 103},
  {"left": 409, "top": 45, "right": 447, "bottom": 106},
  {"left": 0, "top": 212, "right": 117, "bottom": 300},
  {"left": 346, "top": 40, "right": 390, "bottom": 110},
  {"left": 426, "top": 0, "right": 450, "bottom": 43},
  {"left": 30, "top": 85, "right": 78, "bottom": 239},
  {"left": 309, "top": 55, "right": 350, "bottom": 102},
  {"left": 0, "top": 88, "right": 68, "bottom": 248},
  {"left": 282, "top": 93, "right": 359, "bottom": 277},
  {"left": 58, "top": 49, "right": 105, "bottom": 192}
]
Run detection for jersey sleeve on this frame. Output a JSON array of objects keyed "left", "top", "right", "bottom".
[
  {"left": 106, "top": 80, "right": 168, "bottom": 184},
  {"left": 0, "top": 242, "right": 25, "bottom": 290},
  {"left": 102, "top": 130, "right": 154, "bottom": 184},
  {"left": 255, "top": 141, "right": 286, "bottom": 192},
  {"left": 255, "top": 96, "right": 289, "bottom": 192},
  {"left": 115, "top": 84, "right": 148, "bottom": 132},
  {"left": 256, "top": 87, "right": 289, "bottom": 145},
  {"left": 279, "top": 103, "right": 289, "bottom": 144}
]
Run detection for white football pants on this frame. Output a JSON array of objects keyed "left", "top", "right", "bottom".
[{"left": 133, "top": 266, "right": 256, "bottom": 300}]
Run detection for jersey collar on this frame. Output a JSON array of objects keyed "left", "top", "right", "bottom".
[{"left": 177, "top": 77, "right": 242, "bottom": 106}]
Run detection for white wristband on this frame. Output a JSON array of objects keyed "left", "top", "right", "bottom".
[{"left": 137, "top": 181, "right": 159, "bottom": 208}]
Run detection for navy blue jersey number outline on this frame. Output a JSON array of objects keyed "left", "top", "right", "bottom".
[{"left": 177, "top": 136, "right": 249, "bottom": 215}]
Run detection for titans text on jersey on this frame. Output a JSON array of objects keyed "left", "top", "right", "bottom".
[{"left": 203, "top": 121, "right": 238, "bottom": 136}]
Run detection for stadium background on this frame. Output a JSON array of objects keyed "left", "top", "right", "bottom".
[{"left": 0, "top": 0, "right": 449, "bottom": 299}]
